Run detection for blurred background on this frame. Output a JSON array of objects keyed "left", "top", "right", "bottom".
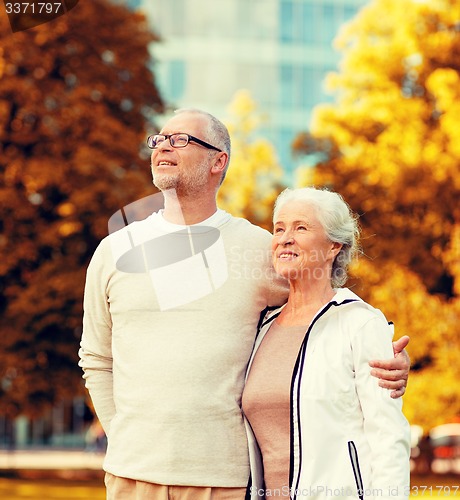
[{"left": 0, "top": 0, "right": 459, "bottom": 498}]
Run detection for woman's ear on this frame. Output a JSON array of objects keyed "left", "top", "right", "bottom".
[{"left": 331, "top": 242, "right": 343, "bottom": 258}]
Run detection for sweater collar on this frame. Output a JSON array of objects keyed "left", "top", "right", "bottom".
[{"left": 151, "top": 209, "right": 231, "bottom": 233}]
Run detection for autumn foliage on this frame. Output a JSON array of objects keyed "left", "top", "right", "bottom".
[
  {"left": 218, "top": 90, "right": 284, "bottom": 231},
  {"left": 294, "top": 0, "right": 460, "bottom": 429},
  {"left": 0, "top": 0, "right": 163, "bottom": 416},
  {"left": 1, "top": 0, "right": 458, "bottom": 435}
]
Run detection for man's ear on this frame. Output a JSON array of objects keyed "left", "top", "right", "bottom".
[{"left": 211, "top": 152, "right": 228, "bottom": 176}]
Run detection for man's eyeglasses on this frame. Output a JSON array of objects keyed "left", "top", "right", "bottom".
[{"left": 147, "top": 133, "right": 222, "bottom": 152}]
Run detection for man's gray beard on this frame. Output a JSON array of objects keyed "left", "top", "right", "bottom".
[
  {"left": 152, "top": 159, "right": 211, "bottom": 195},
  {"left": 152, "top": 172, "right": 178, "bottom": 191}
]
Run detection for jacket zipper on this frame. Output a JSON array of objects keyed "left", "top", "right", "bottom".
[
  {"left": 290, "top": 299, "right": 359, "bottom": 499},
  {"left": 348, "top": 441, "right": 364, "bottom": 500}
]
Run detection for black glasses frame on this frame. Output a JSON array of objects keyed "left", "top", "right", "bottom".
[{"left": 147, "top": 133, "right": 222, "bottom": 152}]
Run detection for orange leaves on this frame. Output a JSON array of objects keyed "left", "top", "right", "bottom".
[
  {"left": 444, "top": 225, "right": 460, "bottom": 296},
  {"left": 0, "top": 0, "right": 164, "bottom": 416}
]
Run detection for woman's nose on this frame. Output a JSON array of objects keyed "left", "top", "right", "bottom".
[{"left": 279, "top": 231, "right": 294, "bottom": 245}]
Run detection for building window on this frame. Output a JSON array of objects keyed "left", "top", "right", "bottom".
[
  {"left": 168, "top": 60, "right": 186, "bottom": 102},
  {"left": 301, "top": 3, "right": 318, "bottom": 44},
  {"left": 279, "top": 0, "right": 364, "bottom": 47},
  {"left": 280, "top": 0, "right": 295, "bottom": 42},
  {"left": 280, "top": 63, "right": 328, "bottom": 109},
  {"left": 280, "top": 63, "right": 294, "bottom": 107}
]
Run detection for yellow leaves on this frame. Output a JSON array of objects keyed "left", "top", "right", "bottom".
[
  {"left": 440, "top": 115, "right": 460, "bottom": 159},
  {"left": 292, "top": 0, "right": 460, "bottom": 430},
  {"left": 218, "top": 90, "right": 283, "bottom": 228},
  {"left": 405, "top": 369, "right": 459, "bottom": 431},
  {"left": 353, "top": 260, "right": 442, "bottom": 334},
  {"left": 427, "top": 68, "right": 460, "bottom": 110},
  {"left": 427, "top": 68, "right": 460, "bottom": 160},
  {"left": 227, "top": 89, "right": 257, "bottom": 117},
  {"left": 425, "top": 69, "right": 460, "bottom": 175},
  {"left": 422, "top": 138, "right": 442, "bottom": 165},
  {"left": 334, "top": 0, "right": 424, "bottom": 92},
  {"left": 226, "top": 89, "right": 263, "bottom": 138},
  {"left": 220, "top": 136, "right": 281, "bottom": 223},
  {"left": 295, "top": 164, "right": 315, "bottom": 189}
]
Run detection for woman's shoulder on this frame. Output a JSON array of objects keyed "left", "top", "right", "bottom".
[{"left": 333, "top": 288, "right": 391, "bottom": 327}]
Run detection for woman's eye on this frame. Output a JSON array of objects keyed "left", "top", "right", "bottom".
[
  {"left": 297, "top": 226, "right": 307, "bottom": 231},
  {"left": 274, "top": 227, "right": 284, "bottom": 234}
]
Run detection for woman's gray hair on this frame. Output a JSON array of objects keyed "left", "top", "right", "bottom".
[
  {"left": 273, "top": 187, "right": 361, "bottom": 287},
  {"left": 174, "top": 108, "right": 231, "bottom": 183}
]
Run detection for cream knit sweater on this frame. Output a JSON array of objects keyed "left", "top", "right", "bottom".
[{"left": 79, "top": 210, "right": 288, "bottom": 487}]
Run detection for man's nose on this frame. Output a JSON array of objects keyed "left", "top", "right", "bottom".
[{"left": 156, "top": 137, "right": 173, "bottom": 151}]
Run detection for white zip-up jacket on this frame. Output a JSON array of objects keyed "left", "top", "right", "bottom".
[{"left": 244, "top": 288, "right": 410, "bottom": 500}]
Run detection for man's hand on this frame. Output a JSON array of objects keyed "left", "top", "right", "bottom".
[{"left": 369, "top": 336, "right": 410, "bottom": 399}]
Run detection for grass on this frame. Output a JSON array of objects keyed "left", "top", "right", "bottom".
[{"left": 0, "top": 477, "right": 106, "bottom": 500}]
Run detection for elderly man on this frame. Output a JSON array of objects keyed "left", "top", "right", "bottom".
[{"left": 79, "top": 109, "right": 409, "bottom": 500}]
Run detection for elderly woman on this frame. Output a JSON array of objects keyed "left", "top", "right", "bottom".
[{"left": 242, "top": 187, "right": 410, "bottom": 500}]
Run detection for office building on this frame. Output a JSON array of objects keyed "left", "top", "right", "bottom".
[
  {"left": 132, "top": 0, "right": 369, "bottom": 179},
  {"left": 120, "top": 0, "right": 369, "bottom": 177}
]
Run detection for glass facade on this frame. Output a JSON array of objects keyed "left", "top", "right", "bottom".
[
  {"left": 113, "top": 0, "right": 143, "bottom": 8},
  {"left": 123, "top": 0, "right": 368, "bottom": 179}
]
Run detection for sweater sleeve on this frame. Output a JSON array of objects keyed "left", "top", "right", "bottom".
[
  {"left": 350, "top": 315, "right": 410, "bottom": 500},
  {"left": 78, "top": 239, "right": 116, "bottom": 434}
]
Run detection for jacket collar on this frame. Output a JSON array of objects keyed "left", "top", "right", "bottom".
[{"left": 259, "top": 287, "right": 363, "bottom": 331}]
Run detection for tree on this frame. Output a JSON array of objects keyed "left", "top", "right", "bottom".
[
  {"left": 294, "top": 0, "right": 460, "bottom": 429},
  {"left": 218, "top": 90, "right": 284, "bottom": 231},
  {"left": 0, "top": 0, "right": 164, "bottom": 417}
]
